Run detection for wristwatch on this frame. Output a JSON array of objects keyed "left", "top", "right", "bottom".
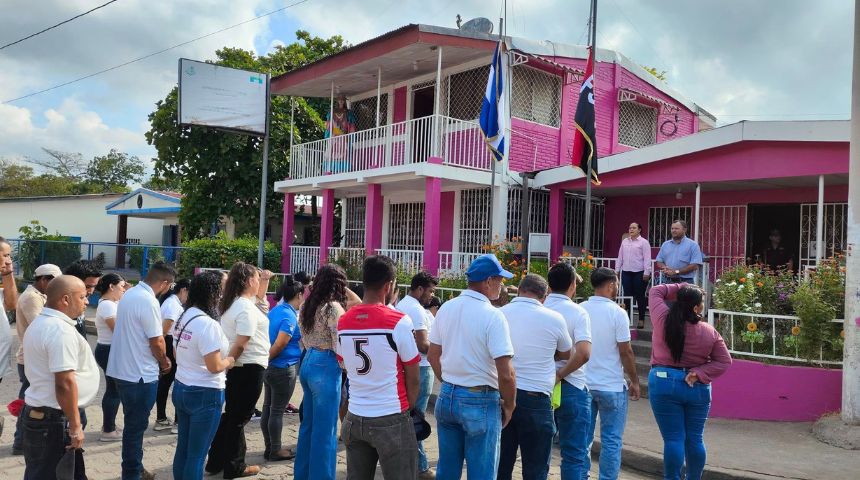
[{"left": 674, "top": 269, "right": 680, "bottom": 275}]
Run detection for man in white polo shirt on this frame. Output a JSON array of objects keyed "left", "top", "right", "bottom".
[
  {"left": 338, "top": 255, "right": 421, "bottom": 479},
  {"left": 581, "top": 267, "right": 640, "bottom": 480},
  {"left": 107, "top": 261, "right": 176, "bottom": 480},
  {"left": 22, "top": 275, "right": 99, "bottom": 480},
  {"left": 428, "top": 254, "right": 516, "bottom": 480},
  {"left": 395, "top": 270, "right": 438, "bottom": 478},
  {"left": 498, "top": 274, "right": 572, "bottom": 480},
  {"left": 546, "top": 262, "right": 593, "bottom": 480}
]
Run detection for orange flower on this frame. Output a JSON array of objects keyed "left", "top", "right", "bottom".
[
  {"left": 739, "top": 278, "right": 746, "bottom": 284},
  {"left": 581, "top": 262, "right": 588, "bottom": 267},
  {"left": 791, "top": 326, "right": 801, "bottom": 336},
  {"left": 756, "top": 282, "right": 764, "bottom": 287},
  {"left": 841, "top": 330, "right": 846, "bottom": 339},
  {"left": 747, "top": 322, "right": 758, "bottom": 332},
  {"left": 587, "top": 255, "right": 594, "bottom": 260}
]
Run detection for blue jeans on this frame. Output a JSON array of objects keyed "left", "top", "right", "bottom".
[
  {"left": 262, "top": 364, "right": 298, "bottom": 455},
  {"left": 434, "top": 382, "right": 502, "bottom": 480},
  {"left": 294, "top": 349, "right": 342, "bottom": 480},
  {"left": 114, "top": 378, "right": 158, "bottom": 480},
  {"left": 556, "top": 382, "right": 592, "bottom": 480},
  {"left": 648, "top": 367, "right": 712, "bottom": 480},
  {"left": 498, "top": 389, "right": 556, "bottom": 480},
  {"left": 415, "top": 366, "right": 435, "bottom": 472},
  {"left": 585, "top": 390, "right": 629, "bottom": 480},
  {"left": 172, "top": 381, "right": 224, "bottom": 480},
  {"left": 94, "top": 343, "right": 121, "bottom": 432}
]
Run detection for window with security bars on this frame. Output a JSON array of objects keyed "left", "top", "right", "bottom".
[
  {"left": 459, "top": 188, "right": 492, "bottom": 253},
  {"left": 618, "top": 102, "right": 658, "bottom": 148},
  {"left": 563, "top": 194, "right": 605, "bottom": 256},
  {"left": 446, "top": 65, "right": 490, "bottom": 120},
  {"left": 512, "top": 65, "right": 562, "bottom": 127},
  {"left": 343, "top": 197, "right": 366, "bottom": 248},
  {"left": 351, "top": 94, "right": 388, "bottom": 131},
  {"left": 507, "top": 188, "right": 550, "bottom": 241},
  {"left": 648, "top": 207, "right": 693, "bottom": 245},
  {"left": 388, "top": 202, "right": 424, "bottom": 250}
]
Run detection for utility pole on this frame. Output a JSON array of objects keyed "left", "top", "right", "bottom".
[{"left": 843, "top": 0, "right": 860, "bottom": 425}]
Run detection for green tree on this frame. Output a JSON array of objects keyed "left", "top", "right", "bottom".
[
  {"left": 80, "top": 149, "right": 146, "bottom": 192},
  {"left": 145, "top": 31, "right": 347, "bottom": 240},
  {"left": 0, "top": 159, "right": 77, "bottom": 197}
]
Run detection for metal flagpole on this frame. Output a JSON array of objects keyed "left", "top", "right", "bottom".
[
  {"left": 488, "top": 17, "right": 504, "bottom": 247},
  {"left": 583, "top": 0, "right": 597, "bottom": 254},
  {"left": 257, "top": 73, "right": 272, "bottom": 266}
]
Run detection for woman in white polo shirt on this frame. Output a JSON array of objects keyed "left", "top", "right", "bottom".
[
  {"left": 93, "top": 273, "right": 127, "bottom": 442},
  {"left": 205, "top": 262, "right": 270, "bottom": 478},
  {"left": 172, "top": 270, "right": 235, "bottom": 480}
]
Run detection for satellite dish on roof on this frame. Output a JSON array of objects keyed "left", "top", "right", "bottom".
[{"left": 461, "top": 17, "right": 494, "bottom": 34}]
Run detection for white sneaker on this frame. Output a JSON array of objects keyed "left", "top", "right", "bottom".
[
  {"left": 153, "top": 418, "right": 174, "bottom": 431},
  {"left": 171, "top": 424, "right": 178, "bottom": 434},
  {"left": 100, "top": 429, "right": 123, "bottom": 442}
]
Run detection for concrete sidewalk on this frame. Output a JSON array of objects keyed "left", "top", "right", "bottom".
[{"left": 597, "top": 398, "right": 860, "bottom": 480}]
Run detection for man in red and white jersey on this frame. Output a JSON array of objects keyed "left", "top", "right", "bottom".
[{"left": 337, "top": 255, "right": 421, "bottom": 479}]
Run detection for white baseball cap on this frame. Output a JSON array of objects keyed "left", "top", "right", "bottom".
[{"left": 34, "top": 264, "right": 63, "bottom": 278}]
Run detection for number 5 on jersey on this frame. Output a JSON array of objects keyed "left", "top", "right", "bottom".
[{"left": 353, "top": 338, "right": 372, "bottom": 375}]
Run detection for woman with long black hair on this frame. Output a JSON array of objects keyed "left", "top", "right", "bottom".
[
  {"left": 293, "top": 264, "right": 349, "bottom": 480},
  {"left": 93, "top": 273, "right": 127, "bottom": 441},
  {"left": 155, "top": 278, "right": 190, "bottom": 433},
  {"left": 205, "top": 263, "right": 270, "bottom": 478},
  {"left": 648, "top": 283, "right": 732, "bottom": 480}
]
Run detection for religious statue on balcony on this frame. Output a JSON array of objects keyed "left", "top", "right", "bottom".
[{"left": 324, "top": 96, "right": 356, "bottom": 173}]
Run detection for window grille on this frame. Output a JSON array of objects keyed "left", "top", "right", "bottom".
[
  {"left": 618, "top": 102, "right": 658, "bottom": 148},
  {"left": 507, "top": 188, "right": 550, "bottom": 241},
  {"left": 446, "top": 65, "right": 490, "bottom": 121},
  {"left": 800, "top": 203, "right": 848, "bottom": 270},
  {"left": 459, "top": 188, "right": 492, "bottom": 253},
  {"left": 388, "top": 202, "right": 424, "bottom": 250},
  {"left": 563, "top": 194, "right": 605, "bottom": 256},
  {"left": 648, "top": 207, "right": 693, "bottom": 245},
  {"left": 343, "top": 197, "right": 366, "bottom": 248},
  {"left": 511, "top": 65, "right": 562, "bottom": 127},
  {"left": 351, "top": 94, "right": 388, "bottom": 132}
]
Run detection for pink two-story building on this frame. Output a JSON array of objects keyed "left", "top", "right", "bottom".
[{"left": 272, "top": 23, "right": 849, "bottom": 281}]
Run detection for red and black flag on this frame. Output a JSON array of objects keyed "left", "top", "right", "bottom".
[{"left": 572, "top": 47, "right": 599, "bottom": 184}]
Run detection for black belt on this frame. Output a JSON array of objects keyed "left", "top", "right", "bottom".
[
  {"left": 520, "top": 389, "right": 549, "bottom": 398},
  {"left": 652, "top": 364, "right": 690, "bottom": 371},
  {"left": 25, "top": 405, "right": 66, "bottom": 421},
  {"left": 447, "top": 382, "right": 498, "bottom": 393}
]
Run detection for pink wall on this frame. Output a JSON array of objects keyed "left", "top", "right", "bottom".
[
  {"left": 393, "top": 86, "right": 407, "bottom": 123},
  {"left": 280, "top": 193, "right": 295, "bottom": 273},
  {"left": 508, "top": 58, "right": 697, "bottom": 174},
  {"left": 440, "top": 191, "right": 455, "bottom": 252},
  {"left": 710, "top": 359, "right": 842, "bottom": 421},
  {"left": 602, "top": 185, "right": 850, "bottom": 259}
]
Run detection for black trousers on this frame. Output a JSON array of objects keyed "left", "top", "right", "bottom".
[
  {"left": 206, "top": 364, "right": 265, "bottom": 478},
  {"left": 22, "top": 405, "right": 86, "bottom": 480},
  {"left": 621, "top": 270, "right": 649, "bottom": 322},
  {"left": 156, "top": 335, "right": 177, "bottom": 420}
]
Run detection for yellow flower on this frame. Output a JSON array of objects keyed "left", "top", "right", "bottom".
[
  {"left": 791, "top": 326, "right": 801, "bottom": 336},
  {"left": 747, "top": 322, "right": 758, "bottom": 332}
]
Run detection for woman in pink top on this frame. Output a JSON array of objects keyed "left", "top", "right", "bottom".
[
  {"left": 617, "top": 222, "right": 652, "bottom": 329},
  {"left": 648, "top": 283, "right": 731, "bottom": 480}
]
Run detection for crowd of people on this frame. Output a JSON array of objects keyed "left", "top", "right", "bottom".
[{"left": 0, "top": 219, "right": 733, "bottom": 480}]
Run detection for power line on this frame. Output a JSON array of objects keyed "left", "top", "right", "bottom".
[
  {"left": 3, "top": 0, "right": 312, "bottom": 104},
  {"left": 1, "top": 0, "right": 120, "bottom": 51}
]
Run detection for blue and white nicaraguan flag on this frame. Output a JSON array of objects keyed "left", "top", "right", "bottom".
[{"left": 480, "top": 41, "right": 508, "bottom": 162}]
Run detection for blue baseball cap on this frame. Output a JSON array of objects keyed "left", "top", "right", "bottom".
[{"left": 466, "top": 254, "right": 514, "bottom": 282}]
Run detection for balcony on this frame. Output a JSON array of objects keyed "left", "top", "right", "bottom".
[{"left": 288, "top": 115, "right": 492, "bottom": 180}]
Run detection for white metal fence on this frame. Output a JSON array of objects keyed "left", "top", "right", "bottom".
[
  {"left": 375, "top": 248, "right": 424, "bottom": 274},
  {"left": 328, "top": 247, "right": 365, "bottom": 266},
  {"left": 707, "top": 309, "right": 844, "bottom": 365},
  {"left": 290, "top": 246, "right": 320, "bottom": 277},
  {"left": 438, "top": 251, "right": 481, "bottom": 274},
  {"left": 288, "top": 115, "right": 491, "bottom": 179}
]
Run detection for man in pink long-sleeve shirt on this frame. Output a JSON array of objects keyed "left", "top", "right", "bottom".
[{"left": 616, "top": 223, "right": 652, "bottom": 329}]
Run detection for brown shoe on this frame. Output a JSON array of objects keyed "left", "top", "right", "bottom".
[
  {"left": 268, "top": 448, "right": 296, "bottom": 461},
  {"left": 142, "top": 469, "right": 157, "bottom": 480},
  {"left": 230, "top": 465, "right": 261, "bottom": 478},
  {"left": 418, "top": 468, "right": 436, "bottom": 479}
]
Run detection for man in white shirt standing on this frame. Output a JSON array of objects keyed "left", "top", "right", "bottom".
[
  {"left": 12, "top": 263, "right": 62, "bottom": 454},
  {"left": 107, "top": 261, "right": 176, "bottom": 480},
  {"left": 22, "top": 275, "right": 99, "bottom": 480},
  {"left": 395, "top": 270, "right": 438, "bottom": 479},
  {"left": 338, "top": 255, "right": 421, "bottom": 479},
  {"left": 0, "top": 236, "right": 17, "bottom": 438},
  {"left": 546, "top": 262, "right": 593, "bottom": 480},
  {"left": 428, "top": 254, "right": 516, "bottom": 480},
  {"left": 498, "top": 274, "right": 572, "bottom": 480},
  {"left": 581, "top": 268, "right": 640, "bottom": 480}
]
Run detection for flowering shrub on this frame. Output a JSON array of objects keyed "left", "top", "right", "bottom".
[
  {"left": 558, "top": 251, "right": 596, "bottom": 299},
  {"left": 712, "top": 265, "right": 765, "bottom": 314}
]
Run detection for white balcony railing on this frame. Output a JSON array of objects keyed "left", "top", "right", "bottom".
[
  {"left": 290, "top": 246, "right": 320, "bottom": 276},
  {"left": 708, "top": 309, "right": 844, "bottom": 365},
  {"left": 289, "top": 115, "right": 492, "bottom": 180},
  {"left": 328, "top": 247, "right": 365, "bottom": 266},
  {"left": 375, "top": 249, "right": 424, "bottom": 274},
  {"left": 439, "top": 251, "right": 481, "bottom": 275}
]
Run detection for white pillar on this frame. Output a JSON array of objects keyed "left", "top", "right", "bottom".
[
  {"left": 694, "top": 183, "right": 701, "bottom": 243},
  {"left": 817, "top": 174, "right": 825, "bottom": 264},
  {"left": 328, "top": 81, "right": 335, "bottom": 137},
  {"left": 841, "top": 0, "right": 860, "bottom": 424},
  {"left": 376, "top": 67, "right": 382, "bottom": 129},
  {"left": 432, "top": 47, "right": 443, "bottom": 158}
]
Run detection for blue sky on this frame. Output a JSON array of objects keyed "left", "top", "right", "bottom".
[{"left": 0, "top": 0, "right": 852, "bottom": 176}]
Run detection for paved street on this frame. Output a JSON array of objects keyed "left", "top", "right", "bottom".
[{"left": 0, "top": 331, "right": 654, "bottom": 479}]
